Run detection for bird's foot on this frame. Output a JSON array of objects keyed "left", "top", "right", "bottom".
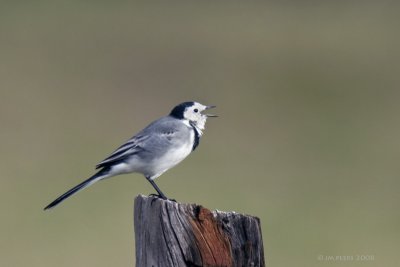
[
  {"left": 148, "top": 193, "right": 176, "bottom": 203},
  {"left": 149, "top": 193, "right": 166, "bottom": 199}
]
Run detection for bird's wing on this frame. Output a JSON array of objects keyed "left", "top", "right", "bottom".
[
  {"left": 95, "top": 134, "right": 150, "bottom": 169},
  {"left": 95, "top": 117, "right": 186, "bottom": 169}
]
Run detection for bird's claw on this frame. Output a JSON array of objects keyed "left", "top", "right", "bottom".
[
  {"left": 148, "top": 194, "right": 176, "bottom": 203},
  {"left": 149, "top": 193, "right": 166, "bottom": 199}
]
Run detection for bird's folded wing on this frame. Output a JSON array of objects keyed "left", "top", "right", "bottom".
[
  {"left": 95, "top": 135, "right": 149, "bottom": 169},
  {"left": 95, "top": 118, "right": 184, "bottom": 169}
]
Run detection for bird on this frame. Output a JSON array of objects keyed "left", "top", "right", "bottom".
[{"left": 44, "top": 101, "right": 217, "bottom": 210}]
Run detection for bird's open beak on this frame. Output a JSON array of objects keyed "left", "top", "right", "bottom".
[{"left": 204, "top": 105, "right": 218, "bottom": 117}]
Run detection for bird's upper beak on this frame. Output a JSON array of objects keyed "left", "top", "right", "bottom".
[{"left": 204, "top": 105, "right": 218, "bottom": 117}]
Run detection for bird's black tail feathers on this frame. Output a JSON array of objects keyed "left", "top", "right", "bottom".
[{"left": 44, "top": 168, "right": 109, "bottom": 210}]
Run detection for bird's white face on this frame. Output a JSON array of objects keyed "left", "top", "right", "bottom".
[{"left": 183, "top": 102, "right": 216, "bottom": 131}]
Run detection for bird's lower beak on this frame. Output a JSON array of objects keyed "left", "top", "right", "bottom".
[{"left": 204, "top": 105, "right": 218, "bottom": 117}]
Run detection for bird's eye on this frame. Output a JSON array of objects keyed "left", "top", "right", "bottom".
[{"left": 194, "top": 109, "right": 198, "bottom": 113}]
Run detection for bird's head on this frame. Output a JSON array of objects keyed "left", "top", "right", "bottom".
[{"left": 170, "top": 101, "right": 217, "bottom": 131}]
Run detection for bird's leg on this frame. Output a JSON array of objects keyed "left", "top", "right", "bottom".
[{"left": 146, "top": 178, "right": 168, "bottom": 200}]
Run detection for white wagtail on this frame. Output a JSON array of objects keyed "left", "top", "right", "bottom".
[{"left": 44, "top": 101, "right": 217, "bottom": 210}]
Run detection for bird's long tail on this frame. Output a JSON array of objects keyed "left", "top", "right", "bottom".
[{"left": 44, "top": 168, "right": 110, "bottom": 210}]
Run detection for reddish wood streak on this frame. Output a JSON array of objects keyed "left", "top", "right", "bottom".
[{"left": 189, "top": 206, "right": 233, "bottom": 267}]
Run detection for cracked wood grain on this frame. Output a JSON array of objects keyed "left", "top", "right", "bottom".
[{"left": 134, "top": 195, "right": 265, "bottom": 267}]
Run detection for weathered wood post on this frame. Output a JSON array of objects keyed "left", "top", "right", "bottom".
[{"left": 134, "top": 195, "right": 265, "bottom": 267}]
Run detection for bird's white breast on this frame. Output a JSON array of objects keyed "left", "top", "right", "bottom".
[{"left": 150, "top": 129, "right": 194, "bottom": 179}]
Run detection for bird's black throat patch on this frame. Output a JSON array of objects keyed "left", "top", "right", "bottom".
[{"left": 189, "top": 121, "right": 200, "bottom": 151}]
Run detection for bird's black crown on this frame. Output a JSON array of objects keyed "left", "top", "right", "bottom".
[{"left": 169, "top": 102, "right": 195, "bottom": 119}]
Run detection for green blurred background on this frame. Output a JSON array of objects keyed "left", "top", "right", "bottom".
[{"left": 1, "top": 1, "right": 399, "bottom": 266}]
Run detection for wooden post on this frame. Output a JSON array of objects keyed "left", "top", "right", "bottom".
[{"left": 134, "top": 195, "right": 265, "bottom": 267}]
